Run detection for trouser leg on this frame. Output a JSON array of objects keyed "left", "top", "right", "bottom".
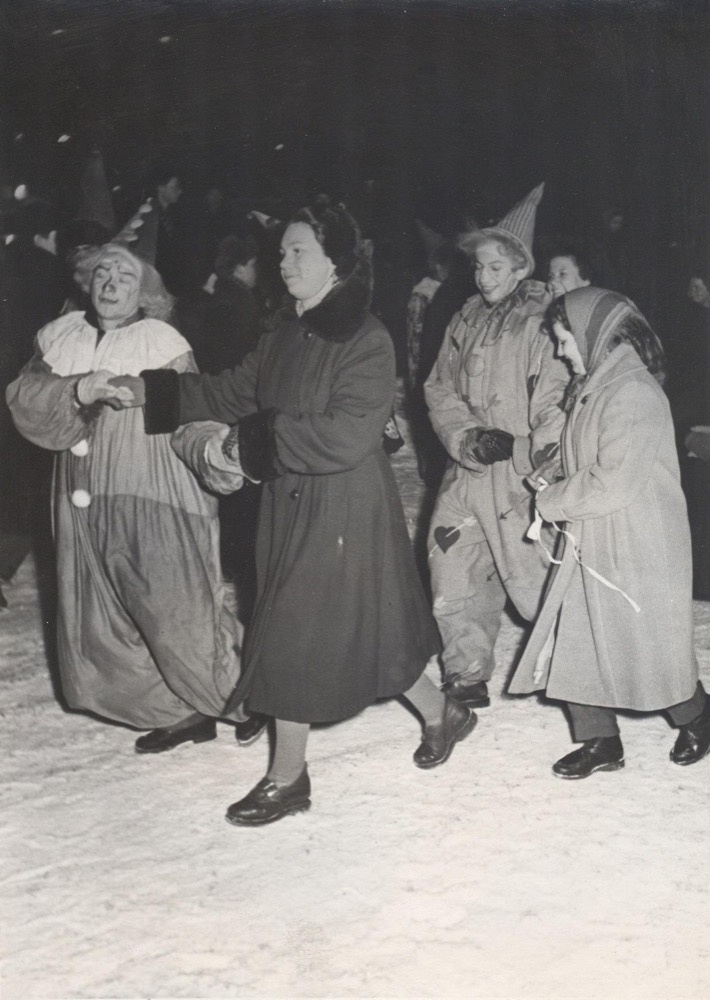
[
  {"left": 428, "top": 511, "right": 507, "bottom": 684},
  {"left": 567, "top": 702, "right": 620, "bottom": 741},
  {"left": 666, "top": 682, "right": 707, "bottom": 727}
]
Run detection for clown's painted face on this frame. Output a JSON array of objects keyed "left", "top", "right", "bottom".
[
  {"left": 473, "top": 240, "right": 525, "bottom": 306},
  {"left": 279, "top": 222, "right": 335, "bottom": 301},
  {"left": 91, "top": 249, "right": 142, "bottom": 326}
]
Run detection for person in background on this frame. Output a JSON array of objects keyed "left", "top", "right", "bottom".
[
  {"left": 6, "top": 238, "right": 250, "bottom": 752},
  {"left": 416, "top": 244, "right": 477, "bottom": 488},
  {"left": 680, "top": 271, "right": 710, "bottom": 599},
  {"left": 511, "top": 287, "right": 709, "bottom": 776},
  {"left": 425, "top": 183, "right": 569, "bottom": 712},
  {"left": 108, "top": 202, "right": 476, "bottom": 825},
  {"left": 546, "top": 246, "right": 593, "bottom": 300},
  {"left": 174, "top": 231, "right": 265, "bottom": 620},
  {"left": 406, "top": 239, "right": 455, "bottom": 486},
  {"left": 1, "top": 201, "right": 69, "bottom": 599},
  {"left": 151, "top": 166, "right": 187, "bottom": 296}
]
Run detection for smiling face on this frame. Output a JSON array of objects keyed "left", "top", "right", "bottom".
[
  {"left": 547, "top": 255, "right": 590, "bottom": 299},
  {"left": 473, "top": 240, "right": 526, "bottom": 306},
  {"left": 90, "top": 248, "right": 142, "bottom": 327},
  {"left": 552, "top": 320, "right": 587, "bottom": 375},
  {"left": 279, "top": 222, "right": 335, "bottom": 301}
]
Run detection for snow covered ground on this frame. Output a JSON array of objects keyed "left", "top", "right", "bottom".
[{"left": 2, "top": 408, "right": 710, "bottom": 1000}]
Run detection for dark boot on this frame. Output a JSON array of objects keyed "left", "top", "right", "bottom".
[
  {"left": 413, "top": 698, "right": 477, "bottom": 769},
  {"left": 670, "top": 697, "right": 710, "bottom": 766},
  {"left": 234, "top": 713, "right": 268, "bottom": 747},
  {"left": 226, "top": 766, "right": 311, "bottom": 826},
  {"left": 440, "top": 678, "right": 490, "bottom": 708},
  {"left": 552, "top": 736, "right": 624, "bottom": 779},
  {"left": 135, "top": 715, "right": 216, "bottom": 754}
]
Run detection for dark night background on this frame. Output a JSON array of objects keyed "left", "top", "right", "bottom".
[{"left": 2, "top": 0, "right": 708, "bottom": 337}]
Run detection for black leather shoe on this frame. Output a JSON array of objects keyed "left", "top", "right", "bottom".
[
  {"left": 135, "top": 717, "right": 216, "bottom": 754},
  {"left": 414, "top": 698, "right": 477, "bottom": 769},
  {"left": 226, "top": 766, "right": 311, "bottom": 826},
  {"left": 440, "top": 678, "right": 490, "bottom": 708},
  {"left": 552, "top": 736, "right": 624, "bottom": 779},
  {"left": 234, "top": 714, "right": 268, "bottom": 747},
  {"left": 670, "top": 697, "right": 710, "bottom": 766}
]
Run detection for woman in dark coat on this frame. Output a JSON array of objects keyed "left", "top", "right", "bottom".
[
  {"left": 112, "top": 203, "right": 476, "bottom": 824},
  {"left": 510, "top": 287, "right": 710, "bottom": 778}
]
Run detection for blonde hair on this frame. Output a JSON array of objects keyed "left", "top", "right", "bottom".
[{"left": 91, "top": 243, "right": 175, "bottom": 321}]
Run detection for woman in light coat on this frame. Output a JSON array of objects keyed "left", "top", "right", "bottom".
[{"left": 509, "top": 287, "right": 710, "bottom": 778}]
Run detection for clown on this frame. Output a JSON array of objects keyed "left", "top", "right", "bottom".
[
  {"left": 7, "top": 238, "right": 246, "bottom": 750},
  {"left": 425, "top": 183, "right": 569, "bottom": 709}
]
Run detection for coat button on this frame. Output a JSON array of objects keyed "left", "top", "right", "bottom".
[
  {"left": 289, "top": 489, "right": 299, "bottom": 500},
  {"left": 71, "top": 489, "right": 92, "bottom": 508}
]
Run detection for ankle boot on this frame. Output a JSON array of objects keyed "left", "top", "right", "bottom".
[
  {"left": 670, "top": 697, "right": 710, "bottom": 766},
  {"left": 413, "top": 698, "right": 477, "bottom": 769},
  {"left": 226, "top": 766, "right": 311, "bottom": 826},
  {"left": 552, "top": 736, "right": 624, "bottom": 779}
]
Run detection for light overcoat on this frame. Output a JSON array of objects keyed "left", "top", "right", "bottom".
[{"left": 509, "top": 343, "right": 698, "bottom": 709}]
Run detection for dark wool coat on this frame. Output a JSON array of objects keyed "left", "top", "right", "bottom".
[
  {"left": 143, "top": 260, "right": 441, "bottom": 723},
  {"left": 509, "top": 344, "right": 698, "bottom": 710}
]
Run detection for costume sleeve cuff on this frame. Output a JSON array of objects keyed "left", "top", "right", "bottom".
[
  {"left": 536, "top": 486, "right": 565, "bottom": 523},
  {"left": 512, "top": 435, "right": 534, "bottom": 476},
  {"left": 238, "top": 408, "right": 282, "bottom": 481},
  {"left": 141, "top": 369, "right": 181, "bottom": 435}
]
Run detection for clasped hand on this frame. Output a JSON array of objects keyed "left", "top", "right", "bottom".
[
  {"left": 75, "top": 370, "right": 137, "bottom": 408},
  {"left": 461, "top": 427, "right": 514, "bottom": 466}
]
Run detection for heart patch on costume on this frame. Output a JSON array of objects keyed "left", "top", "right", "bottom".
[{"left": 434, "top": 526, "right": 460, "bottom": 553}]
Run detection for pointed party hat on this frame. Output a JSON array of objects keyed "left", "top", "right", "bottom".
[
  {"left": 75, "top": 150, "right": 115, "bottom": 237},
  {"left": 111, "top": 198, "right": 158, "bottom": 264},
  {"left": 415, "top": 219, "right": 444, "bottom": 255},
  {"left": 459, "top": 181, "right": 545, "bottom": 277}
]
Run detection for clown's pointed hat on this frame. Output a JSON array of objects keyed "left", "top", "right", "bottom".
[
  {"left": 459, "top": 181, "right": 545, "bottom": 277},
  {"left": 111, "top": 198, "right": 159, "bottom": 265},
  {"left": 74, "top": 149, "right": 116, "bottom": 241}
]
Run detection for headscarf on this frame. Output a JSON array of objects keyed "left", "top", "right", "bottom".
[{"left": 556, "top": 287, "right": 665, "bottom": 410}]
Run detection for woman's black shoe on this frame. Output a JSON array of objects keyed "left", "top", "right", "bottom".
[
  {"left": 135, "top": 717, "right": 217, "bottom": 754},
  {"left": 413, "top": 699, "right": 477, "bottom": 769},
  {"left": 234, "top": 714, "right": 268, "bottom": 747},
  {"left": 670, "top": 698, "right": 710, "bottom": 766},
  {"left": 226, "top": 766, "right": 311, "bottom": 826},
  {"left": 552, "top": 736, "right": 624, "bottom": 779}
]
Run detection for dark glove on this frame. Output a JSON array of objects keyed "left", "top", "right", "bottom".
[
  {"left": 462, "top": 427, "right": 514, "bottom": 465},
  {"left": 107, "top": 375, "right": 146, "bottom": 408}
]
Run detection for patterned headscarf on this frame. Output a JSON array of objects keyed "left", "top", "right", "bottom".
[
  {"left": 554, "top": 287, "right": 666, "bottom": 411},
  {"left": 563, "top": 287, "right": 636, "bottom": 372}
]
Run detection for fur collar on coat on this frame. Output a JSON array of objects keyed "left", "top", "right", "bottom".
[{"left": 268, "top": 256, "right": 374, "bottom": 344}]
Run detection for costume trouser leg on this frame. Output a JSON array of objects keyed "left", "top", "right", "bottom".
[
  {"left": 428, "top": 492, "right": 507, "bottom": 685},
  {"left": 568, "top": 682, "right": 707, "bottom": 741}
]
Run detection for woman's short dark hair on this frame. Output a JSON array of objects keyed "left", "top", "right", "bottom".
[
  {"left": 289, "top": 203, "right": 362, "bottom": 279},
  {"left": 609, "top": 312, "right": 666, "bottom": 385},
  {"left": 549, "top": 246, "right": 594, "bottom": 282}
]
